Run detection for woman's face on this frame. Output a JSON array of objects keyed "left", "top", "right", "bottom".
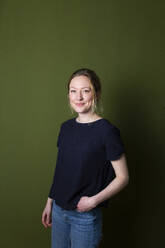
[{"left": 68, "top": 75, "right": 95, "bottom": 114}]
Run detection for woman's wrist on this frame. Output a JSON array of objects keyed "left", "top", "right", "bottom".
[{"left": 47, "top": 197, "right": 53, "bottom": 205}]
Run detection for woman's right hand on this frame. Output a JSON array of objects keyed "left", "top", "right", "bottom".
[{"left": 42, "top": 200, "right": 53, "bottom": 228}]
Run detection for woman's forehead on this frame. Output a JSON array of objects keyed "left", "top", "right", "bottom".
[{"left": 69, "top": 76, "right": 92, "bottom": 88}]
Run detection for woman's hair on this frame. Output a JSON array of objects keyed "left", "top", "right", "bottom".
[{"left": 67, "top": 68, "right": 103, "bottom": 114}]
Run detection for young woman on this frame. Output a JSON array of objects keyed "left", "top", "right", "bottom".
[{"left": 42, "top": 68, "right": 129, "bottom": 248}]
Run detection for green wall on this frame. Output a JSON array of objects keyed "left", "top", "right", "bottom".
[{"left": 0, "top": 0, "right": 164, "bottom": 247}]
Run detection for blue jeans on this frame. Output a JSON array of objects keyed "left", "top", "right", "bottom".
[{"left": 51, "top": 200, "right": 103, "bottom": 248}]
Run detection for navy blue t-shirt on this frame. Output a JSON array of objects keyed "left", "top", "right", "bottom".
[{"left": 48, "top": 117, "right": 125, "bottom": 210}]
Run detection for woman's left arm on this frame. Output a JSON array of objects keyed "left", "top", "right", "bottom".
[{"left": 92, "top": 153, "right": 129, "bottom": 206}]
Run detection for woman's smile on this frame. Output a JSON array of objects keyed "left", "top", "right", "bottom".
[{"left": 75, "top": 103, "right": 85, "bottom": 107}]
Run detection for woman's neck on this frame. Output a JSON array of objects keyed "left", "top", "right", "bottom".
[{"left": 76, "top": 113, "right": 102, "bottom": 123}]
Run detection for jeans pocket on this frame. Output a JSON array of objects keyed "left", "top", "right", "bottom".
[{"left": 81, "top": 208, "right": 99, "bottom": 220}]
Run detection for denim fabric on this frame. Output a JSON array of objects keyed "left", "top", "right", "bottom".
[{"left": 51, "top": 200, "right": 103, "bottom": 248}]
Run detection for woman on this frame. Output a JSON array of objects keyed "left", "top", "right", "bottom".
[{"left": 42, "top": 68, "right": 129, "bottom": 248}]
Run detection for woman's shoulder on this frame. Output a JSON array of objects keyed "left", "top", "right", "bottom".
[
  {"left": 59, "top": 118, "right": 75, "bottom": 129},
  {"left": 62, "top": 118, "right": 74, "bottom": 125},
  {"left": 99, "top": 117, "right": 118, "bottom": 129},
  {"left": 99, "top": 118, "right": 122, "bottom": 137}
]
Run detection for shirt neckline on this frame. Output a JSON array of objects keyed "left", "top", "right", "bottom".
[{"left": 74, "top": 117, "right": 105, "bottom": 125}]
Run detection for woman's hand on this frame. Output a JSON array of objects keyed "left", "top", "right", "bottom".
[
  {"left": 76, "top": 196, "right": 97, "bottom": 212},
  {"left": 42, "top": 202, "right": 52, "bottom": 228}
]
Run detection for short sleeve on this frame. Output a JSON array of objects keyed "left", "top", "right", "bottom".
[{"left": 104, "top": 125, "right": 125, "bottom": 161}]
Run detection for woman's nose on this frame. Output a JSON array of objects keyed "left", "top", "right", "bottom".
[{"left": 76, "top": 92, "right": 83, "bottom": 100}]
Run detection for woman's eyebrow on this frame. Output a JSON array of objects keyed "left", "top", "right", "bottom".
[{"left": 70, "top": 87, "right": 91, "bottom": 89}]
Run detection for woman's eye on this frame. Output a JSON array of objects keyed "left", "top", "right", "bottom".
[{"left": 70, "top": 90, "right": 90, "bottom": 93}]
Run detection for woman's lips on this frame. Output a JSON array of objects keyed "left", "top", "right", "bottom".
[{"left": 75, "top": 103, "right": 85, "bottom": 106}]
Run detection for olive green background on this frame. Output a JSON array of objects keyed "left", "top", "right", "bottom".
[{"left": 0, "top": 0, "right": 164, "bottom": 247}]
